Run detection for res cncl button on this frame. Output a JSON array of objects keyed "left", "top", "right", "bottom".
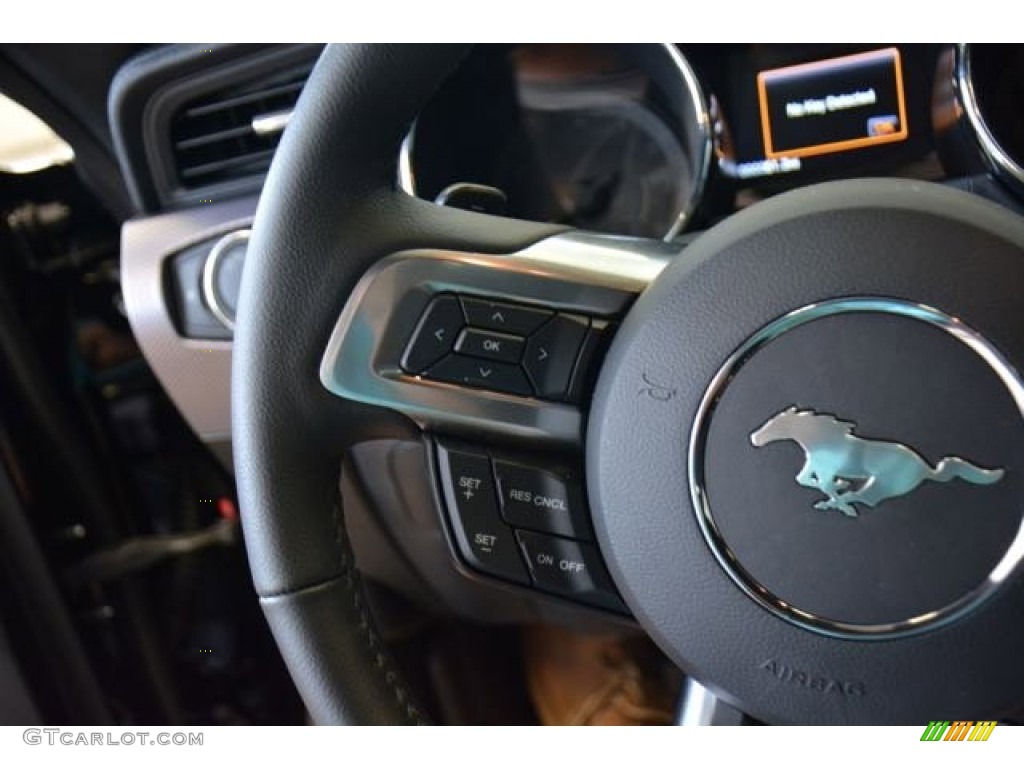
[{"left": 494, "top": 460, "right": 592, "bottom": 540}]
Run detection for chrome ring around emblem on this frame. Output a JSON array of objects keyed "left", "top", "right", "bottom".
[{"left": 688, "top": 297, "right": 1024, "bottom": 639}]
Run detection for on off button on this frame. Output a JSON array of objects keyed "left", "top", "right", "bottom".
[{"left": 516, "top": 530, "right": 625, "bottom": 613}]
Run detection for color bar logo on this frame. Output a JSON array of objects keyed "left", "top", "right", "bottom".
[{"left": 920, "top": 721, "right": 997, "bottom": 741}]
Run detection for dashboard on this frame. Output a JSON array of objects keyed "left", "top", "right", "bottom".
[
  {"left": 703, "top": 45, "right": 939, "bottom": 187},
  {"left": 402, "top": 44, "right": 709, "bottom": 239},
  {"left": 101, "top": 40, "right": 1024, "bottom": 651},
  {"left": 402, "top": 43, "right": 1011, "bottom": 237},
  {"left": 111, "top": 43, "right": 1024, "bottom": 452},
  {"left": 86, "top": 44, "right": 1024, "bottom": 717}
]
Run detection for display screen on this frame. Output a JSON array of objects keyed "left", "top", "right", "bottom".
[{"left": 756, "top": 48, "right": 908, "bottom": 160}]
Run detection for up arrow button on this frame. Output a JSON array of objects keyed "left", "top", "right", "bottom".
[{"left": 461, "top": 296, "right": 551, "bottom": 335}]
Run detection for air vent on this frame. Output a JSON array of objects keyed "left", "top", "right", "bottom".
[{"left": 169, "top": 61, "right": 314, "bottom": 190}]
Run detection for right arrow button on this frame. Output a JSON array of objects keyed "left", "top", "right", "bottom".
[{"left": 523, "top": 313, "right": 589, "bottom": 401}]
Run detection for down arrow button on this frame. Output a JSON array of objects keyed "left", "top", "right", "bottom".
[{"left": 524, "top": 314, "right": 588, "bottom": 400}]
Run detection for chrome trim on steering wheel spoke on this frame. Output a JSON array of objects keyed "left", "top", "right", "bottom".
[{"left": 319, "top": 232, "right": 676, "bottom": 446}]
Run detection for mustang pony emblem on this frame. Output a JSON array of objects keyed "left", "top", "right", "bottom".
[{"left": 750, "top": 406, "right": 1005, "bottom": 517}]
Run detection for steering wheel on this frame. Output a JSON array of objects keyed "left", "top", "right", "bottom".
[{"left": 234, "top": 44, "right": 1024, "bottom": 725}]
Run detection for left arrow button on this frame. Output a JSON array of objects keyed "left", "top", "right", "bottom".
[{"left": 401, "top": 295, "right": 465, "bottom": 374}]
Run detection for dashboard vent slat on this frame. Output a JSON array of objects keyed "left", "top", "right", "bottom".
[
  {"left": 178, "top": 148, "right": 278, "bottom": 181},
  {"left": 174, "top": 124, "right": 254, "bottom": 151},
  {"left": 169, "top": 62, "right": 313, "bottom": 191},
  {"left": 182, "top": 81, "right": 305, "bottom": 119}
]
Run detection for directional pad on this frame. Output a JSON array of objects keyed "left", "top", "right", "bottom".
[{"left": 401, "top": 293, "right": 607, "bottom": 402}]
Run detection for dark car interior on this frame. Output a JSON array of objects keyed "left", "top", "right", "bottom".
[{"left": 0, "top": 43, "right": 1022, "bottom": 726}]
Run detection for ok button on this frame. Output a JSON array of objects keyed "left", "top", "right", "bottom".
[{"left": 455, "top": 327, "right": 525, "bottom": 363}]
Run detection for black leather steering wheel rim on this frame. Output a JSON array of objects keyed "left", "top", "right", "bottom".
[
  {"left": 235, "top": 43, "right": 1024, "bottom": 726},
  {"left": 232, "top": 44, "right": 564, "bottom": 724}
]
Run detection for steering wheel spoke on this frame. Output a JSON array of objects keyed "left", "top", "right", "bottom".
[
  {"left": 315, "top": 227, "right": 677, "bottom": 621},
  {"left": 319, "top": 230, "right": 674, "bottom": 447}
]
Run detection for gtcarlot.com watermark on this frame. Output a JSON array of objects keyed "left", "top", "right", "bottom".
[{"left": 23, "top": 729, "right": 203, "bottom": 746}]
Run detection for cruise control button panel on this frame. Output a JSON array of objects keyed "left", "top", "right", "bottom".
[
  {"left": 436, "top": 440, "right": 625, "bottom": 615},
  {"left": 400, "top": 293, "right": 611, "bottom": 403}
]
